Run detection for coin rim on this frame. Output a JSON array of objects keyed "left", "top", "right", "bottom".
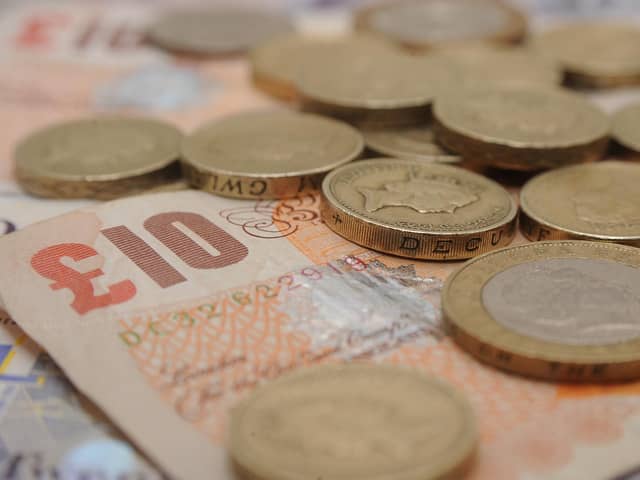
[
  {"left": 230, "top": 363, "right": 477, "bottom": 480},
  {"left": 443, "top": 240, "right": 640, "bottom": 367}
]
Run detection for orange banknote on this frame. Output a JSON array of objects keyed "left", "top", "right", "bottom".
[{"left": 1, "top": 191, "right": 640, "bottom": 479}]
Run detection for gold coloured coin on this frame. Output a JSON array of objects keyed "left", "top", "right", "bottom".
[
  {"left": 431, "top": 45, "right": 561, "bottom": 88},
  {"left": 530, "top": 23, "right": 640, "bottom": 88},
  {"left": 354, "top": 0, "right": 526, "bottom": 51},
  {"left": 362, "top": 124, "right": 460, "bottom": 162},
  {"left": 321, "top": 158, "right": 517, "bottom": 260},
  {"left": 181, "top": 111, "right": 363, "bottom": 199},
  {"left": 148, "top": 8, "right": 293, "bottom": 56},
  {"left": 231, "top": 364, "right": 477, "bottom": 480},
  {"left": 298, "top": 50, "right": 455, "bottom": 126},
  {"left": 444, "top": 241, "right": 640, "bottom": 382},
  {"left": 520, "top": 161, "right": 640, "bottom": 245},
  {"left": 612, "top": 102, "right": 640, "bottom": 154},
  {"left": 250, "top": 33, "right": 397, "bottom": 101},
  {"left": 433, "top": 86, "right": 609, "bottom": 170},
  {"left": 15, "top": 116, "right": 182, "bottom": 200}
]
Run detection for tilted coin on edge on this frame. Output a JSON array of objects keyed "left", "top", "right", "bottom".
[
  {"left": 433, "top": 86, "right": 610, "bottom": 170},
  {"left": 231, "top": 364, "right": 477, "bottom": 480},
  {"left": 444, "top": 241, "right": 640, "bottom": 382},
  {"left": 321, "top": 158, "right": 517, "bottom": 260},
  {"left": 354, "top": 0, "right": 527, "bottom": 51},
  {"left": 530, "top": 23, "right": 640, "bottom": 88},
  {"left": 612, "top": 102, "right": 640, "bottom": 155},
  {"left": 147, "top": 8, "right": 294, "bottom": 56},
  {"left": 181, "top": 111, "right": 364, "bottom": 199},
  {"left": 520, "top": 161, "right": 640, "bottom": 245},
  {"left": 14, "top": 115, "right": 183, "bottom": 200}
]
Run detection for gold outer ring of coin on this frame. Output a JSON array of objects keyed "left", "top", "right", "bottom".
[
  {"left": 432, "top": 89, "right": 610, "bottom": 171},
  {"left": 230, "top": 363, "right": 478, "bottom": 480},
  {"left": 321, "top": 158, "right": 517, "bottom": 260},
  {"left": 181, "top": 111, "right": 364, "bottom": 199},
  {"left": 353, "top": 0, "right": 527, "bottom": 52},
  {"left": 14, "top": 116, "right": 183, "bottom": 200},
  {"left": 443, "top": 240, "right": 640, "bottom": 382},
  {"left": 519, "top": 162, "right": 640, "bottom": 246}
]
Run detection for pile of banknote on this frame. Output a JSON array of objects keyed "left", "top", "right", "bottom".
[{"left": 3, "top": 0, "right": 640, "bottom": 479}]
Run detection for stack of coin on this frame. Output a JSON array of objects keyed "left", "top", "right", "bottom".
[
  {"left": 530, "top": 23, "right": 640, "bottom": 88},
  {"left": 14, "top": 116, "right": 183, "bottom": 200},
  {"left": 520, "top": 161, "right": 640, "bottom": 245},
  {"left": 298, "top": 50, "right": 455, "bottom": 126},
  {"left": 181, "top": 111, "right": 363, "bottom": 199},
  {"left": 231, "top": 364, "right": 477, "bottom": 480},
  {"left": 612, "top": 102, "right": 640, "bottom": 156},
  {"left": 433, "top": 86, "right": 610, "bottom": 170},
  {"left": 321, "top": 158, "right": 517, "bottom": 260},
  {"left": 250, "top": 33, "right": 398, "bottom": 102},
  {"left": 354, "top": 0, "right": 527, "bottom": 51},
  {"left": 444, "top": 241, "right": 640, "bottom": 382},
  {"left": 148, "top": 8, "right": 294, "bottom": 56}
]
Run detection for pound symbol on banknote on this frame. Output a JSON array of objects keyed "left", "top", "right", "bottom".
[{"left": 30, "top": 243, "right": 137, "bottom": 315}]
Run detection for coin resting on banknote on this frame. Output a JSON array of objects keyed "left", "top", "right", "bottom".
[
  {"left": 433, "top": 86, "right": 610, "bottom": 170},
  {"left": 354, "top": 0, "right": 527, "bottom": 51},
  {"left": 148, "top": 8, "right": 294, "bottom": 56},
  {"left": 231, "top": 364, "right": 477, "bottom": 480},
  {"left": 520, "top": 161, "right": 640, "bottom": 245},
  {"left": 444, "top": 241, "right": 640, "bottom": 382},
  {"left": 14, "top": 116, "right": 183, "bottom": 199},
  {"left": 321, "top": 158, "right": 517, "bottom": 260},
  {"left": 181, "top": 111, "right": 364, "bottom": 199}
]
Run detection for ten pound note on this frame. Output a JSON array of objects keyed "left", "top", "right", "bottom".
[
  {"left": 0, "top": 190, "right": 446, "bottom": 479},
  {"left": 3, "top": 190, "right": 640, "bottom": 480}
]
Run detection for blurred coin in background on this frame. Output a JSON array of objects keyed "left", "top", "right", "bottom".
[
  {"left": 444, "top": 240, "right": 640, "bottom": 382},
  {"left": 612, "top": 102, "right": 640, "bottom": 155},
  {"left": 321, "top": 158, "right": 517, "bottom": 260},
  {"left": 433, "top": 86, "right": 609, "bottom": 170},
  {"left": 148, "top": 8, "right": 294, "bottom": 56},
  {"left": 354, "top": 0, "right": 527, "bottom": 51},
  {"left": 530, "top": 23, "right": 640, "bottom": 88},
  {"left": 362, "top": 124, "right": 460, "bottom": 162},
  {"left": 429, "top": 44, "right": 561, "bottom": 88},
  {"left": 298, "top": 50, "right": 455, "bottom": 126},
  {"left": 15, "top": 116, "right": 182, "bottom": 200},
  {"left": 181, "top": 111, "right": 363, "bottom": 199},
  {"left": 520, "top": 161, "right": 640, "bottom": 245},
  {"left": 250, "top": 33, "right": 398, "bottom": 102}
]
